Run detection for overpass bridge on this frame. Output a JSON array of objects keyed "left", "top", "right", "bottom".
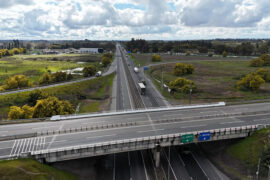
[{"left": 0, "top": 102, "right": 270, "bottom": 166}]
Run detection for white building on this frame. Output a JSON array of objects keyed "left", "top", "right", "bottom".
[{"left": 79, "top": 48, "right": 103, "bottom": 54}]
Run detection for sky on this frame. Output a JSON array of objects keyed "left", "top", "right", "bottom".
[{"left": 0, "top": 0, "right": 270, "bottom": 40}]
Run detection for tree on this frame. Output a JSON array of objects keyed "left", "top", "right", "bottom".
[
  {"left": 254, "top": 68, "right": 270, "bottom": 82},
  {"left": 27, "top": 89, "right": 49, "bottom": 106},
  {"left": 249, "top": 58, "right": 264, "bottom": 67},
  {"left": 260, "top": 54, "right": 270, "bottom": 66},
  {"left": 259, "top": 43, "right": 269, "bottom": 54},
  {"left": 67, "top": 73, "right": 73, "bottom": 81},
  {"left": 237, "top": 74, "right": 265, "bottom": 91},
  {"left": 185, "top": 51, "right": 190, "bottom": 56},
  {"left": 1, "top": 74, "right": 31, "bottom": 90},
  {"left": 222, "top": 50, "right": 227, "bottom": 57},
  {"left": 33, "top": 96, "right": 75, "bottom": 118},
  {"left": 83, "top": 65, "right": 97, "bottom": 77},
  {"left": 39, "top": 73, "right": 52, "bottom": 85},
  {"left": 51, "top": 72, "right": 68, "bottom": 83},
  {"left": 8, "top": 106, "right": 24, "bottom": 120},
  {"left": 173, "top": 63, "right": 194, "bottom": 76},
  {"left": 169, "top": 77, "right": 197, "bottom": 94},
  {"left": 152, "top": 54, "right": 161, "bottom": 62},
  {"left": 101, "top": 57, "right": 112, "bottom": 67}
]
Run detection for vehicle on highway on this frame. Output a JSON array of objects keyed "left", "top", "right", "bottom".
[
  {"left": 134, "top": 67, "right": 139, "bottom": 73},
  {"left": 95, "top": 71, "right": 102, "bottom": 77},
  {"left": 138, "top": 82, "right": 146, "bottom": 95},
  {"left": 141, "top": 79, "right": 146, "bottom": 86}
]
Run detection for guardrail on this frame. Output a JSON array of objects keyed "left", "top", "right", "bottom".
[
  {"left": 30, "top": 124, "right": 263, "bottom": 162},
  {"left": 51, "top": 102, "right": 226, "bottom": 121}
]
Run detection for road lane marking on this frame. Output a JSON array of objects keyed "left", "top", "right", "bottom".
[
  {"left": 140, "top": 151, "right": 149, "bottom": 180},
  {"left": 0, "top": 146, "right": 13, "bottom": 150},
  {"left": 86, "top": 134, "right": 116, "bottom": 139},
  {"left": 138, "top": 129, "right": 164, "bottom": 133},
  {"left": 47, "top": 123, "right": 64, "bottom": 149},
  {"left": 81, "top": 121, "right": 106, "bottom": 125},
  {"left": 200, "top": 111, "right": 219, "bottom": 113},
  {"left": 9, "top": 140, "right": 18, "bottom": 157},
  {"left": 32, "top": 125, "right": 60, "bottom": 130},
  {"left": 220, "top": 121, "right": 243, "bottom": 124},
  {"left": 52, "top": 140, "right": 67, "bottom": 143},
  {"left": 253, "top": 118, "right": 270, "bottom": 122}
]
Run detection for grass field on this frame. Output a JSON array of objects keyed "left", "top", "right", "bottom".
[
  {"left": 131, "top": 53, "right": 253, "bottom": 67},
  {"left": 147, "top": 60, "right": 270, "bottom": 104},
  {"left": 0, "top": 158, "right": 77, "bottom": 180},
  {"left": 0, "top": 54, "right": 102, "bottom": 85},
  {"left": 0, "top": 73, "right": 115, "bottom": 120},
  {"left": 226, "top": 127, "right": 270, "bottom": 178}
]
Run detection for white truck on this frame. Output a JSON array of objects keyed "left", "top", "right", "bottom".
[{"left": 95, "top": 71, "right": 102, "bottom": 77}]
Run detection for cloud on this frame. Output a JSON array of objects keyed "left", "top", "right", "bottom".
[
  {"left": 0, "top": 0, "right": 34, "bottom": 8},
  {"left": 0, "top": 0, "right": 270, "bottom": 40}
]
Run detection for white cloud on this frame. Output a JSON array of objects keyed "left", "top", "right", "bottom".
[{"left": 0, "top": 0, "right": 270, "bottom": 40}]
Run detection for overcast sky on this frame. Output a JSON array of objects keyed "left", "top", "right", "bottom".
[{"left": 0, "top": 0, "right": 270, "bottom": 40}]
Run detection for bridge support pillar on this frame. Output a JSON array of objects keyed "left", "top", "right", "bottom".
[{"left": 152, "top": 146, "right": 161, "bottom": 168}]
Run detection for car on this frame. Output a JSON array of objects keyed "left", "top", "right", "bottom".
[{"left": 95, "top": 71, "right": 102, "bottom": 77}]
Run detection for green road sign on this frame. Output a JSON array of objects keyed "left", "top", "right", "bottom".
[{"left": 181, "top": 134, "right": 194, "bottom": 143}]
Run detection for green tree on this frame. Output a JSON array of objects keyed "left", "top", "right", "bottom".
[
  {"left": 27, "top": 89, "right": 49, "bottom": 106},
  {"left": 237, "top": 74, "right": 265, "bottom": 91},
  {"left": 222, "top": 50, "right": 227, "bottom": 57},
  {"left": 33, "top": 96, "right": 75, "bottom": 118},
  {"left": 8, "top": 106, "right": 24, "bottom": 120},
  {"left": 254, "top": 68, "right": 270, "bottom": 82},
  {"left": 260, "top": 54, "right": 270, "bottom": 66},
  {"left": 39, "top": 73, "right": 51, "bottom": 85},
  {"left": 101, "top": 57, "right": 112, "bottom": 67},
  {"left": 249, "top": 58, "right": 264, "bottom": 67},
  {"left": 259, "top": 43, "right": 269, "bottom": 54},
  {"left": 51, "top": 72, "right": 68, "bottom": 83},
  {"left": 152, "top": 54, "right": 162, "bottom": 62},
  {"left": 83, "top": 65, "right": 97, "bottom": 77},
  {"left": 173, "top": 63, "right": 194, "bottom": 76},
  {"left": 169, "top": 77, "right": 197, "bottom": 94}
]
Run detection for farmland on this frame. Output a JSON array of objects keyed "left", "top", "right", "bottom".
[
  {"left": 0, "top": 54, "right": 101, "bottom": 85},
  {"left": 142, "top": 57, "right": 270, "bottom": 104}
]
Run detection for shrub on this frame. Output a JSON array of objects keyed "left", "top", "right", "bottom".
[
  {"left": 83, "top": 65, "right": 97, "bottom": 77},
  {"left": 169, "top": 77, "right": 197, "bottom": 94},
  {"left": 185, "top": 51, "right": 190, "bottom": 56},
  {"left": 8, "top": 105, "right": 34, "bottom": 120},
  {"left": 152, "top": 54, "right": 162, "bottom": 62},
  {"left": 103, "top": 53, "right": 113, "bottom": 59},
  {"left": 254, "top": 68, "right": 270, "bottom": 82},
  {"left": 1, "top": 75, "right": 31, "bottom": 90},
  {"left": 249, "top": 58, "right": 264, "bottom": 67},
  {"left": 39, "top": 73, "right": 52, "bottom": 85},
  {"left": 101, "top": 57, "right": 112, "bottom": 67},
  {"left": 237, "top": 74, "right": 265, "bottom": 91},
  {"left": 173, "top": 63, "right": 194, "bottom": 76},
  {"left": 261, "top": 54, "right": 270, "bottom": 66},
  {"left": 222, "top": 50, "right": 227, "bottom": 57}
]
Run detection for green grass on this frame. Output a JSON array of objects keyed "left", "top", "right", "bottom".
[
  {"left": 79, "top": 101, "right": 100, "bottom": 113},
  {"left": 227, "top": 127, "right": 270, "bottom": 167},
  {"left": 0, "top": 158, "right": 77, "bottom": 180},
  {"left": 0, "top": 55, "right": 98, "bottom": 85},
  {"left": 147, "top": 60, "right": 270, "bottom": 104},
  {"left": 0, "top": 73, "right": 116, "bottom": 120}
]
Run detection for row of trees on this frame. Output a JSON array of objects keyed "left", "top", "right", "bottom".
[
  {"left": 0, "top": 75, "right": 32, "bottom": 91},
  {"left": 39, "top": 72, "right": 73, "bottom": 85},
  {"left": 125, "top": 39, "right": 269, "bottom": 56},
  {"left": 237, "top": 68, "right": 270, "bottom": 91},
  {"left": 8, "top": 90, "right": 75, "bottom": 120},
  {"left": 0, "top": 48, "right": 26, "bottom": 58},
  {"left": 249, "top": 54, "right": 270, "bottom": 67}
]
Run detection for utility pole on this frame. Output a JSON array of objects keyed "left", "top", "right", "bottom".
[
  {"left": 189, "top": 83, "right": 192, "bottom": 105},
  {"left": 161, "top": 67, "right": 164, "bottom": 93}
]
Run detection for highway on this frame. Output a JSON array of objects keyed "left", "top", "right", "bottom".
[{"left": 0, "top": 44, "right": 268, "bottom": 179}]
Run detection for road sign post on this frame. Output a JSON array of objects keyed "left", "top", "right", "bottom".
[
  {"left": 199, "top": 132, "right": 211, "bottom": 141},
  {"left": 181, "top": 134, "right": 194, "bottom": 143}
]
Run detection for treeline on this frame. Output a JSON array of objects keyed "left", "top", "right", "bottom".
[
  {"left": 125, "top": 38, "right": 269, "bottom": 56},
  {"left": 0, "top": 48, "right": 26, "bottom": 58},
  {"left": 49, "top": 40, "right": 115, "bottom": 51}
]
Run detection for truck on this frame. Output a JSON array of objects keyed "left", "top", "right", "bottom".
[
  {"left": 138, "top": 83, "right": 146, "bottom": 95},
  {"left": 134, "top": 67, "right": 139, "bottom": 73},
  {"left": 95, "top": 71, "right": 102, "bottom": 77}
]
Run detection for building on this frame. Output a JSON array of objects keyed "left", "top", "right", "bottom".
[{"left": 79, "top": 48, "right": 103, "bottom": 54}]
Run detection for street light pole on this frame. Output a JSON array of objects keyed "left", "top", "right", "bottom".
[
  {"left": 161, "top": 68, "right": 164, "bottom": 93},
  {"left": 189, "top": 83, "right": 192, "bottom": 105}
]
